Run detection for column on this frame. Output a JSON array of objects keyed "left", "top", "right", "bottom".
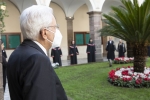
[
  {"left": 102, "top": 19, "right": 107, "bottom": 57},
  {"left": 87, "top": 11, "right": 103, "bottom": 61},
  {"left": 66, "top": 17, "right": 74, "bottom": 60}
]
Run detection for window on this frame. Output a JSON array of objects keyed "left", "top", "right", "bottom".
[
  {"left": 1, "top": 33, "right": 21, "bottom": 49},
  {"left": 74, "top": 32, "right": 90, "bottom": 45}
]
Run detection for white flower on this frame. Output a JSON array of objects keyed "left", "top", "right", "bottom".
[{"left": 134, "top": 72, "right": 137, "bottom": 76}]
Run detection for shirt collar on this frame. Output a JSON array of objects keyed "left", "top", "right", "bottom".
[{"left": 33, "top": 41, "right": 47, "bottom": 56}]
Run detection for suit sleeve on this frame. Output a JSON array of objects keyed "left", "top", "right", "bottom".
[
  {"left": 59, "top": 48, "right": 62, "bottom": 55},
  {"left": 2, "top": 56, "right": 7, "bottom": 69},
  {"left": 86, "top": 44, "right": 90, "bottom": 53},
  {"left": 114, "top": 44, "right": 116, "bottom": 51},
  {"left": 117, "top": 44, "right": 119, "bottom": 52},
  {"left": 22, "top": 54, "right": 57, "bottom": 100},
  {"left": 124, "top": 44, "right": 126, "bottom": 52},
  {"left": 76, "top": 47, "right": 79, "bottom": 54},
  {"left": 51, "top": 49, "right": 54, "bottom": 57},
  {"left": 69, "top": 46, "right": 72, "bottom": 55}
]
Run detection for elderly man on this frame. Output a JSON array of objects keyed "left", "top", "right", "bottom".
[
  {"left": 106, "top": 37, "right": 116, "bottom": 67},
  {"left": 117, "top": 39, "right": 126, "bottom": 57},
  {"left": 7, "top": 5, "right": 68, "bottom": 100}
]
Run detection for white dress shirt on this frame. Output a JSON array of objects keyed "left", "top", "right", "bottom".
[{"left": 33, "top": 41, "right": 47, "bottom": 56}]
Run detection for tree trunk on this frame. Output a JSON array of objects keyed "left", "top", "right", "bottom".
[
  {"left": 133, "top": 44, "right": 147, "bottom": 72},
  {"left": 127, "top": 42, "right": 133, "bottom": 57}
]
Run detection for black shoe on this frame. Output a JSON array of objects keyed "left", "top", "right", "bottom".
[{"left": 109, "top": 65, "right": 112, "bottom": 67}]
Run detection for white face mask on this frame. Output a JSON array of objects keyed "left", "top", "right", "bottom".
[{"left": 46, "top": 28, "right": 62, "bottom": 48}]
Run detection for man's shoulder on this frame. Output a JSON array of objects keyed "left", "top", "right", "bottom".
[{"left": 9, "top": 45, "right": 48, "bottom": 63}]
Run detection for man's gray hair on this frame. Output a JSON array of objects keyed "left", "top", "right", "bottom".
[{"left": 20, "top": 5, "right": 53, "bottom": 40}]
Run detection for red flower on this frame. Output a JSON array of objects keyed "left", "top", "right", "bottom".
[
  {"left": 136, "top": 78, "right": 142, "bottom": 84},
  {"left": 144, "top": 77, "right": 148, "bottom": 81},
  {"left": 109, "top": 70, "right": 115, "bottom": 79},
  {"left": 122, "top": 70, "right": 128, "bottom": 75}
]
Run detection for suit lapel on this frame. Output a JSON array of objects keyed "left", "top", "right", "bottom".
[{"left": 21, "top": 39, "right": 46, "bottom": 56}]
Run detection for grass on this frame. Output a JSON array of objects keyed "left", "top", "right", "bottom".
[{"left": 55, "top": 58, "right": 150, "bottom": 100}]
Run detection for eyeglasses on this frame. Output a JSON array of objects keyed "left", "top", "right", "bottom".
[{"left": 47, "top": 25, "right": 59, "bottom": 29}]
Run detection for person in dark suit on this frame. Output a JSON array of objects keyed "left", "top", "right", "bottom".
[
  {"left": 51, "top": 47, "right": 62, "bottom": 66},
  {"left": 106, "top": 37, "right": 116, "bottom": 67},
  {"left": 86, "top": 38, "right": 96, "bottom": 63},
  {"left": 7, "top": 5, "right": 68, "bottom": 100},
  {"left": 69, "top": 40, "right": 79, "bottom": 65},
  {"left": 117, "top": 39, "right": 126, "bottom": 57},
  {"left": 1, "top": 40, "right": 7, "bottom": 92},
  {"left": 2, "top": 48, "right": 7, "bottom": 59}
]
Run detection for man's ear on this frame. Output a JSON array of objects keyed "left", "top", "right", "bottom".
[{"left": 40, "top": 29, "right": 47, "bottom": 40}]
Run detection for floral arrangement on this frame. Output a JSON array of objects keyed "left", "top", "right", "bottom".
[
  {"left": 108, "top": 66, "right": 150, "bottom": 88},
  {"left": 114, "top": 57, "right": 134, "bottom": 64}
]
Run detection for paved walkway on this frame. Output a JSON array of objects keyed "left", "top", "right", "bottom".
[{"left": 4, "top": 58, "right": 108, "bottom": 100}]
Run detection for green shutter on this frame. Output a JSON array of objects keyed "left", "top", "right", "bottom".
[
  {"left": 9, "top": 35, "right": 21, "bottom": 48},
  {"left": 75, "top": 34, "right": 84, "bottom": 45},
  {"left": 1, "top": 35, "right": 7, "bottom": 48}
]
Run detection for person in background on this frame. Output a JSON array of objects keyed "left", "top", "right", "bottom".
[
  {"left": 7, "top": 5, "right": 68, "bottom": 100},
  {"left": 2, "top": 42, "right": 7, "bottom": 59},
  {"left": 1, "top": 40, "right": 7, "bottom": 92},
  {"left": 69, "top": 40, "right": 79, "bottom": 65},
  {"left": 117, "top": 39, "right": 126, "bottom": 57},
  {"left": 51, "top": 47, "right": 62, "bottom": 66},
  {"left": 106, "top": 37, "right": 116, "bottom": 67},
  {"left": 86, "top": 38, "right": 96, "bottom": 63}
]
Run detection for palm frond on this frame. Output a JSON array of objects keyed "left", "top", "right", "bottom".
[{"left": 99, "top": 0, "right": 150, "bottom": 44}]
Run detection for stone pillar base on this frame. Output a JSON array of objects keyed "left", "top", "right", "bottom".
[{"left": 96, "top": 53, "right": 103, "bottom": 62}]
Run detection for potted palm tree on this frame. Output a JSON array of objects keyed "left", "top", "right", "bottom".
[{"left": 100, "top": 0, "right": 150, "bottom": 72}]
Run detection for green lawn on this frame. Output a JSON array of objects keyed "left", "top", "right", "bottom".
[{"left": 55, "top": 58, "right": 150, "bottom": 100}]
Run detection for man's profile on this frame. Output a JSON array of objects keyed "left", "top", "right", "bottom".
[{"left": 7, "top": 5, "right": 68, "bottom": 100}]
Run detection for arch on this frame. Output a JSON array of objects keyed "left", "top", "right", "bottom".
[
  {"left": 4, "top": 0, "right": 21, "bottom": 32},
  {"left": 51, "top": 0, "right": 95, "bottom": 17},
  {"left": 51, "top": 0, "right": 65, "bottom": 13},
  {"left": 86, "top": 0, "right": 105, "bottom": 11},
  {"left": 7, "top": 0, "right": 21, "bottom": 14},
  {"left": 51, "top": 1, "right": 65, "bottom": 16},
  {"left": 101, "top": 0, "right": 122, "bottom": 15},
  {"left": 84, "top": 0, "right": 94, "bottom": 11}
]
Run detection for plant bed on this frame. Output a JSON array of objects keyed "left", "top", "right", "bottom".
[
  {"left": 114, "top": 57, "right": 134, "bottom": 64},
  {"left": 108, "top": 66, "right": 150, "bottom": 88}
]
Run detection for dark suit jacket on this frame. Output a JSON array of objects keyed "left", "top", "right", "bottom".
[
  {"left": 2, "top": 54, "right": 7, "bottom": 91},
  {"left": 106, "top": 41, "right": 116, "bottom": 60},
  {"left": 7, "top": 39, "right": 68, "bottom": 100}
]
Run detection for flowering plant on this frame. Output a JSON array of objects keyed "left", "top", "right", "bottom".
[
  {"left": 108, "top": 66, "right": 150, "bottom": 88},
  {"left": 114, "top": 57, "right": 134, "bottom": 64}
]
